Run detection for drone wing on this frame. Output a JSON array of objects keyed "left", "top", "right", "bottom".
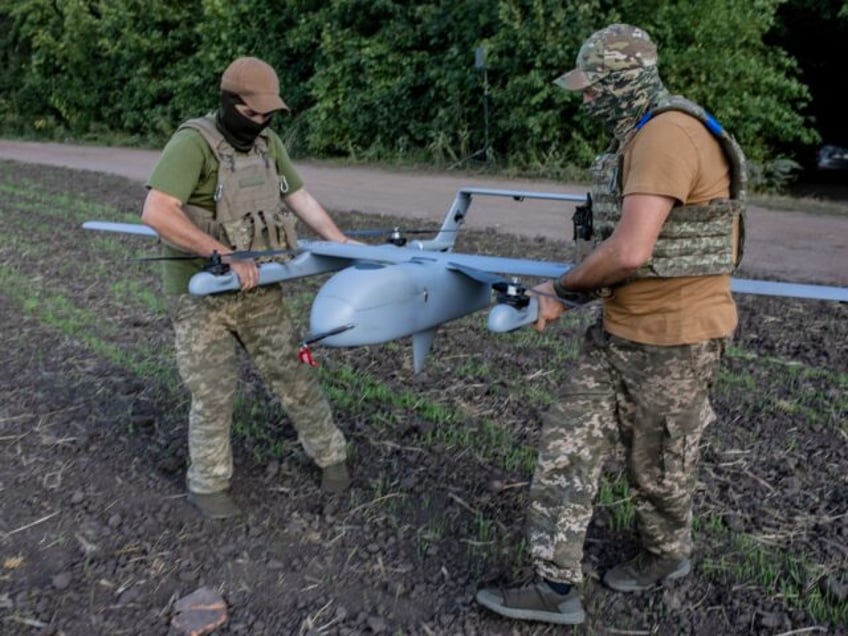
[
  {"left": 731, "top": 278, "right": 847, "bottom": 302},
  {"left": 82, "top": 221, "right": 847, "bottom": 303}
]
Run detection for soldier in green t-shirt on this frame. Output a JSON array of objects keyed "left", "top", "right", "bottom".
[{"left": 141, "top": 57, "right": 357, "bottom": 519}]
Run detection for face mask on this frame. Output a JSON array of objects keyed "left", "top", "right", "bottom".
[
  {"left": 215, "top": 91, "right": 272, "bottom": 152},
  {"left": 583, "top": 66, "right": 668, "bottom": 142}
]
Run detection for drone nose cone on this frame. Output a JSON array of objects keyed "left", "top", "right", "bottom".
[{"left": 309, "top": 295, "right": 356, "bottom": 345}]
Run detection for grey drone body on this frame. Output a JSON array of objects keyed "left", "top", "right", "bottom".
[{"left": 84, "top": 188, "right": 848, "bottom": 374}]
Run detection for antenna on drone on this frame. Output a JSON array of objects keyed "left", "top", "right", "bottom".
[{"left": 449, "top": 45, "right": 492, "bottom": 170}]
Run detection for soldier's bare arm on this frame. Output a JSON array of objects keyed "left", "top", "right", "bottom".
[
  {"left": 534, "top": 193, "right": 674, "bottom": 332},
  {"left": 282, "top": 188, "right": 352, "bottom": 243},
  {"left": 141, "top": 188, "right": 260, "bottom": 290}
]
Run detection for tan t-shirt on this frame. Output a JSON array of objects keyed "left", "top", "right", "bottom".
[{"left": 603, "top": 110, "right": 738, "bottom": 345}]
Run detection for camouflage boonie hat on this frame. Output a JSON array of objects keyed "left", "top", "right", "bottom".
[{"left": 554, "top": 24, "right": 657, "bottom": 91}]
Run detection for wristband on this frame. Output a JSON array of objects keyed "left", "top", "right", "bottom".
[{"left": 552, "top": 278, "right": 592, "bottom": 305}]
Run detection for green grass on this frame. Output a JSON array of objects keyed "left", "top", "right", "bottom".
[
  {"left": 701, "top": 532, "right": 848, "bottom": 626},
  {"left": 718, "top": 346, "right": 847, "bottom": 428},
  {"left": 0, "top": 179, "right": 141, "bottom": 223},
  {"left": 0, "top": 265, "right": 172, "bottom": 378},
  {"left": 597, "top": 473, "right": 636, "bottom": 532}
]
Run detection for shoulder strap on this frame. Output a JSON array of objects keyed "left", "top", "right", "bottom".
[{"left": 639, "top": 96, "right": 748, "bottom": 201}]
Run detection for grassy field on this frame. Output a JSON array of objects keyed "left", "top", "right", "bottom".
[{"left": 1, "top": 159, "right": 846, "bottom": 634}]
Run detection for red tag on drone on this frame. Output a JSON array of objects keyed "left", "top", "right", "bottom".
[{"left": 298, "top": 344, "right": 319, "bottom": 367}]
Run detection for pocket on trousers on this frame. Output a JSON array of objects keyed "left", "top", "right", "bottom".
[{"left": 661, "top": 409, "right": 704, "bottom": 476}]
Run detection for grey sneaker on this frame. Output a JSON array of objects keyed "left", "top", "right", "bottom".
[
  {"left": 603, "top": 551, "right": 691, "bottom": 592},
  {"left": 475, "top": 582, "right": 585, "bottom": 625},
  {"left": 186, "top": 491, "right": 243, "bottom": 520},
  {"left": 321, "top": 461, "right": 351, "bottom": 493}
]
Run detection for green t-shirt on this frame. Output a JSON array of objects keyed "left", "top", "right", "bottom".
[{"left": 146, "top": 122, "right": 305, "bottom": 294}]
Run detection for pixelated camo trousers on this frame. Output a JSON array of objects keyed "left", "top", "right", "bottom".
[
  {"left": 530, "top": 320, "right": 728, "bottom": 584},
  {"left": 168, "top": 286, "right": 346, "bottom": 494}
]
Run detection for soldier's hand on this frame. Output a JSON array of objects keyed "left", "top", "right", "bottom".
[
  {"left": 227, "top": 258, "right": 260, "bottom": 290},
  {"left": 533, "top": 280, "right": 567, "bottom": 332}
]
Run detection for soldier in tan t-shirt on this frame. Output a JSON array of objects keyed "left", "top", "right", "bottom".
[
  {"left": 477, "top": 24, "right": 745, "bottom": 626},
  {"left": 608, "top": 109, "right": 739, "bottom": 344}
]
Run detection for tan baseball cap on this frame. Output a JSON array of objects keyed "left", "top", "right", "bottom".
[
  {"left": 554, "top": 24, "right": 657, "bottom": 91},
  {"left": 220, "top": 57, "right": 289, "bottom": 113}
]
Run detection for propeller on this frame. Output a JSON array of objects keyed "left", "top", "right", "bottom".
[
  {"left": 134, "top": 251, "right": 232, "bottom": 275},
  {"left": 447, "top": 262, "right": 584, "bottom": 309},
  {"left": 134, "top": 254, "right": 204, "bottom": 262},
  {"left": 133, "top": 247, "right": 300, "bottom": 263},
  {"left": 226, "top": 247, "right": 301, "bottom": 260},
  {"left": 132, "top": 247, "right": 301, "bottom": 277}
]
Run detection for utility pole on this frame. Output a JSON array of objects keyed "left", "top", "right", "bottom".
[{"left": 449, "top": 46, "right": 492, "bottom": 170}]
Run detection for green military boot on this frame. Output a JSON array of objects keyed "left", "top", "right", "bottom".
[
  {"left": 321, "top": 461, "right": 351, "bottom": 493},
  {"left": 603, "top": 550, "right": 691, "bottom": 592},
  {"left": 186, "top": 490, "right": 243, "bottom": 520},
  {"left": 476, "top": 582, "right": 585, "bottom": 625}
]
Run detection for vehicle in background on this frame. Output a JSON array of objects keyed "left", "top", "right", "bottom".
[{"left": 816, "top": 144, "right": 848, "bottom": 172}]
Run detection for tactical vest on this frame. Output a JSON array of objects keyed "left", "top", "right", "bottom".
[
  {"left": 178, "top": 116, "right": 297, "bottom": 254},
  {"left": 579, "top": 96, "right": 746, "bottom": 278}
]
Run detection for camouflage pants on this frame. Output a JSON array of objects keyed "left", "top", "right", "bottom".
[
  {"left": 529, "top": 320, "right": 728, "bottom": 584},
  {"left": 168, "top": 285, "right": 347, "bottom": 494}
]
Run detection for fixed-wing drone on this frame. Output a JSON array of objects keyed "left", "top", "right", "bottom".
[{"left": 84, "top": 187, "right": 848, "bottom": 374}]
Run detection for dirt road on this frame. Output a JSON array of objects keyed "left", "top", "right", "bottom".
[{"left": 1, "top": 140, "right": 845, "bottom": 285}]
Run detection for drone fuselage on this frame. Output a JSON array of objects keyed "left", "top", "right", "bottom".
[{"left": 310, "top": 259, "right": 492, "bottom": 346}]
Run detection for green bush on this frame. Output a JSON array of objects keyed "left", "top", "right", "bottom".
[{"left": 0, "top": 0, "right": 825, "bottom": 179}]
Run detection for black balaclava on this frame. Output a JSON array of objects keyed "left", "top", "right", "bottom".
[{"left": 216, "top": 91, "right": 272, "bottom": 152}]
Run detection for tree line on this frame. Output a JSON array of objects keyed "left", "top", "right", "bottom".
[{"left": 0, "top": 0, "right": 838, "bottom": 185}]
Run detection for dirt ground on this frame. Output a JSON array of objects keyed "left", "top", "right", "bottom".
[{"left": 1, "top": 158, "right": 847, "bottom": 636}]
